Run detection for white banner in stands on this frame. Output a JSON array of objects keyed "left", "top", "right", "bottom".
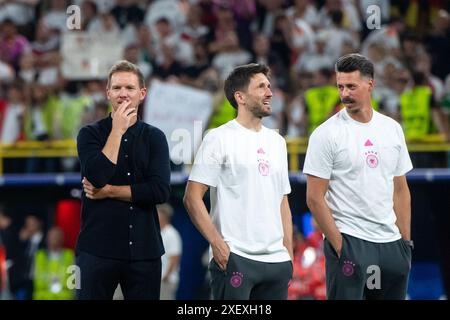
[
  {"left": 144, "top": 80, "right": 213, "bottom": 164},
  {"left": 61, "top": 32, "right": 124, "bottom": 80}
]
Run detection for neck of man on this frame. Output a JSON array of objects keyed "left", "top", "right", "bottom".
[
  {"left": 236, "top": 108, "right": 263, "bottom": 132},
  {"left": 347, "top": 104, "right": 373, "bottom": 123}
]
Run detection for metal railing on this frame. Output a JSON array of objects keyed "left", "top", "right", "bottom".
[{"left": 0, "top": 135, "right": 449, "bottom": 174}]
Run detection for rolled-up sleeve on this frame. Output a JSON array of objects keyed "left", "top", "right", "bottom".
[
  {"left": 77, "top": 126, "right": 116, "bottom": 188},
  {"left": 131, "top": 128, "right": 171, "bottom": 206}
]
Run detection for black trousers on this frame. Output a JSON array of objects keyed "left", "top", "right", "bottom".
[
  {"left": 324, "top": 233, "right": 411, "bottom": 300},
  {"left": 76, "top": 251, "right": 161, "bottom": 300}
]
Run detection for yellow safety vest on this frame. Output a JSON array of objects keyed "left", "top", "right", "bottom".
[
  {"left": 400, "top": 86, "right": 432, "bottom": 140},
  {"left": 208, "top": 97, "right": 236, "bottom": 129},
  {"left": 305, "top": 86, "right": 340, "bottom": 134},
  {"left": 33, "top": 249, "right": 75, "bottom": 300}
]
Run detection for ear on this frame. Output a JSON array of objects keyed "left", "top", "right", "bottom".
[
  {"left": 367, "top": 78, "right": 374, "bottom": 91},
  {"left": 139, "top": 87, "right": 147, "bottom": 102},
  {"left": 234, "top": 91, "right": 245, "bottom": 106}
]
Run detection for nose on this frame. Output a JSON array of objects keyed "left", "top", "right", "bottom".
[
  {"left": 118, "top": 87, "right": 128, "bottom": 97},
  {"left": 266, "top": 86, "right": 273, "bottom": 98},
  {"left": 341, "top": 87, "right": 351, "bottom": 99}
]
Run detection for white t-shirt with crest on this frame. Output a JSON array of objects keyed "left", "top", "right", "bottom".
[
  {"left": 189, "top": 119, "right": 291, "bottom": 262},
  {"left": 303, "top": 108, "right": 413, "bottom": 242}
]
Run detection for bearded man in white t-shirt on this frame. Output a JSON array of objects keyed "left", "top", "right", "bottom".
[
  {"left": 184, "top": 63, "right": 293, "bottom": 300},
  {"left": 304, "top": 54, "right": 413, "bottom": 300}
]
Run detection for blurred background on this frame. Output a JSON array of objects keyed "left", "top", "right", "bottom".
[{"left": 0, "top": 0, "right": 449, "bottom": 300}]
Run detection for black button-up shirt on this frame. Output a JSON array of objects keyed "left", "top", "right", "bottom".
[{"left": 76, "top": 115, "right": 171, "bottom": 260}]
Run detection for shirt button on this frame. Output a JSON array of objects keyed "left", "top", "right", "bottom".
[
  {"left": 129, "top": 225, "right": 133, "bottom": 229},
  {"left": 127, "top": 172, "right": 130, "bottom": 176},
  {"left": 130, "top": 206, "right": 133, "bottom": 210},
  {"left": 125, "top": 154, "right": 128, "bottom": 158},
  {"left": 124, "top": 138, "right": 128, "bottom": 142},
  {"left": 129, "top": 241, "right": 132, "bottom": 245}
]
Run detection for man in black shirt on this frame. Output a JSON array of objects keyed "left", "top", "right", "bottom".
[{"left": 76, "top": 60, "right": 171, "bottom": 299}]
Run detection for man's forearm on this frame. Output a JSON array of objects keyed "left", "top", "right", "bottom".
[
  {"left": 394, "top": 190, "right": 411, "bottom": 240},
  {"left": 308, "top": 198, "right": 342, "bottom": 253},
  {"left": 281, "top": 196, "right": 294, "bottom": 260},
  {"left": 102, "top": 130, "right": 123, "bottom": 164},
  {"left": 108, "top": 185, "right": 132, "bottom": 202},
  {"left": 184, "top": 196, "right": 223, "bottom": 246}
]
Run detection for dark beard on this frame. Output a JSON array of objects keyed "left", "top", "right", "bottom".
[{"left": 249, "top": 103, "right": 271, "bottom": 118}]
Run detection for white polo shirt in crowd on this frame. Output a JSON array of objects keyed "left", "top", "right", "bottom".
[
  {"left": 189, "top": 119, "right": 291, "bottom": 263},
  {"left": 303, "top": 108, "right": 413, "bottom": 243}
]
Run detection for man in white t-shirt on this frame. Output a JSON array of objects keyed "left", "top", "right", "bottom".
[
  {"left": 303, "top": 54, "right": 413, "bottom": 300},
  {"left": 184, "top": 63, "right": 293, "bottom": 300}
]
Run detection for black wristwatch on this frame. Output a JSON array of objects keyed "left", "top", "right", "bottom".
[{"left": 404, "top": 240, "right": 414, "bottom": 250}]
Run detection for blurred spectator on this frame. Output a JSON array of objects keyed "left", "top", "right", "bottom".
[
  {"left": 41, "top": 0, "right": 69, "bottom": 34},
  {"left": 361, "top": 17, "right": 405, "bottom": 58},
  {"left": 0, "top": 58, "right": 14, "bottom": 83},
  {"left": 285, "top": 71, "right": 311, "bottom": 138},
  {"left": 211, "top": 31, "right": 251, "bottom": 81},
  {"left": 17, "top": 214, "right": 45, "bottom": 300},
  {"left": 181, "top": 4, "right": 209, "bottom": 42},
  {"left": 425, "top": 9, "right": 450, "bottom": 82},
  {"left": 317, "top": 0, "right": 362, "bottom": 33},
  {"left": 0, "top": 19, "right": 31, "bottom": 70},
  {"left": 87, "top": 12, "right": 121, "bottom": 39},
  {"left": 285, "top": 0, "right": 320, "bottom": 30},
  {"left": 0, "top": 82, "right": 26, "bottom": 144},
  {"left": 80, "top": 0, "right": 101, "bottom": 31},
  {"left": 81, "top": 99, "right": 109, "bottom": 127},
  {"left": 31, "top": 19, "right": 59, "bottom": 58},
  {"left": 179, "top": 40, "right": 218, "bottom": 91},
  {"left": 303, "top": 68, "right": 340, "bottom": 135},
  {"left": 376, "top": 65, "right": 410, "bottom": 121},
  {"left": 145, "top": 0, "right": 186, "bottom": 36},
  {"left": 400, "top": 71, "right": 450, "bottom": 141},
  {"left": 294, "top": 31, "right": 334, "bottom": 74},
  {"left": 33, "top": 226, "right": 75, "bottom": 300},
  {"left": 0, "top": 208, "right": 25, "bottom": 300},
  {"left": 158, "top": 203, "right": 182, "bottom": 300},
  {"left": 110, "top": 0, "right": 144, "bottom": 30},
  {"left": 123, "top": 43, "right": 152, "bottom": 80},
  {"left": 207, "top": 4, "right": 238, "bottom": 55},
  {"left": 414, "top": 52, "right": 445, "bottom": 102},
  {"left": 319, "top": 9, "right": 360, "bottom": 61},
  {"left": 270, "top": 12, "right": 297, "bottom": 72},
  {"left": 0, "top": 0, "right": 37, "bottom": 29},
  {"left": 153, "top": 17, "right": 194, "bottom": 69},
  {"left": 228, "top": 0, "right": 256, "bottom": 52}
]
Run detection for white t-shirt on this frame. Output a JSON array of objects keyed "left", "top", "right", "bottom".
[
  {"left": 303, "top": 108, "right": 413, "bottom": 243},
  {"left": 189, "top": 119, "right": 291, "bottom": 262},
  {"left": 161, "top": 224, "right": 182, "bottom": 285}
]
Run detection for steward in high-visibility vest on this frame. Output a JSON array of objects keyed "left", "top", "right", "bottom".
[
  {"left": 208, "top": 95, "right": 236, "bottom": 129},
  {"left": 33, "top": 227, "right": 75, "bottom": 300},
  {"left": 33, "top": 248, "right": 75, "bottom": 300},
  {"left": 305, "top": 85, "right": 340, "bottom": 135},
  {"left": 400, "top": 85, "right": 433, "bottom": 140}
]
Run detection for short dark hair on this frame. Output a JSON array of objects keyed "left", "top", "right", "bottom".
[
  {"left": 107, "top": 60, "right": 145, "bottom": 89},
  {"left": 335, "top": 54, "right": 374, "bottom": 79},
  {"left": 224, "top": 63, "right": 270, "bottom": 109}
]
